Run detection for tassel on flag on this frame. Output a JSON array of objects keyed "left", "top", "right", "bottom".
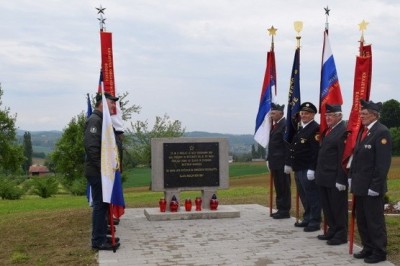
[{"left": 254, "top": 26, "right": 277, "bottom": 149}]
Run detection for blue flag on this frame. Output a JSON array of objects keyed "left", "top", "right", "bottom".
[{"left": 284, "top": 48, "right": 301, "bottom": 143}]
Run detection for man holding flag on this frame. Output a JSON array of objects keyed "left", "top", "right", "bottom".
[{"left": 84, "top": 92, "right": 121, "bottom": 251}]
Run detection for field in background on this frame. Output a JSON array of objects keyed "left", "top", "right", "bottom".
[{"left": 0, "top": 159, "right": 399, "bottom": 265}]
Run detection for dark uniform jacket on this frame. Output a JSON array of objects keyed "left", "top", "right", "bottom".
[
  {"left": 286, "top": 120, "right": 320, "bottom": 172},
  {"left": 267, "top": 118, "right": 287, "bottom": 170},
  {"left": 84, "top": 109, "right": 102, "bottom": 177},
  {"left": 349, "top": 121, "right": 392, "bottom": 196},
  {"left": 315, "top": 120, "right": 347, "bottom": 188}
]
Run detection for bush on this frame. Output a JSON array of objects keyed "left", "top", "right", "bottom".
[
  {"left": 32, "top": 177, "right": 58, "bottom": 198},
  {"left": 67, "top": 177, "right": 87, "bottom": 196},
  {"left": 0, "top": 177, "right": 24, "bottom": 200}
]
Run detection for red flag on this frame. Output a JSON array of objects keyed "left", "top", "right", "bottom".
[
  {"left": 342, "top": 44, "right": 372, "bottom": 171},
  {"left": 100, "top": 31, "right": 116, "bottom": 97}
]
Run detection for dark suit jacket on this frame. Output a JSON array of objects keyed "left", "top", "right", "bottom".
[
  {"left": 315, "top": 120, "right": 347, "bottom": 188},
  {"left": 286, "top": 120, "right": 320, "bottom": 172},
  {"left": 267, "top": 118, "right": 287, "bottom": 170},
  {"left": 349, "top": 121, "right": 392, "bottom": 196}
]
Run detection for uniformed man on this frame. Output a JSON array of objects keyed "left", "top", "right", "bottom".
[
  {"left": 267, "top": 103, "right": 291, "bottom": 219},
  {"left": 84, "top": 92, "right": 121, "bottom": 251},
  {"left": 284, "top": 102, "right": 321, "bottom": 232},
  {"left": 350, "top": 99, "right": 392, "bottom": 264},
  {"left": 315, "top": 104, "right": 348, "bottom": 245}
]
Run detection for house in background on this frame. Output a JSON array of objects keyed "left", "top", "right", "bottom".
[{"left": 29, "top": 165, "right": 49, "bottom": 176}]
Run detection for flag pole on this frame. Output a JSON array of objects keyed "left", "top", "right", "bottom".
[
  {"left": 294, "top": 21, "right": 303, "bottom": 223},
  {"left": 349, "top": 19, "right": 369, "bottom": 255},
  {"left": 96, "top": 5, "right": 118, "bottom": 252},
  {"left": 322, "top": 6, "right": 330, "bottom": 236},
  {"left": 267, "top": 26, "right": 277, "bottom": 217}
]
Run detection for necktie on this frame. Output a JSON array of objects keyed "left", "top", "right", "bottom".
[
  {"left": 325, "top": 127, "right": 332, "bottom": 136},
  {"left": 361, "top": 127, "right": 368, "bottom": 141}
]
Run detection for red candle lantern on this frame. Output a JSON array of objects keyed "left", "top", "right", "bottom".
[
  {"left": 170, "top": 195, "right": 179, "bottom": 212},
  {"left": 210, "top": 194, "right": 219, "bottom": 210},
  {"left": 195, "top": 197, "right": 202, "bottom": 211},
  {"left": 159, "top": 198, "right": 167, "bottom": 212},
  {"left": 184, "top": 198, "right": 192, "bottom": 211}
]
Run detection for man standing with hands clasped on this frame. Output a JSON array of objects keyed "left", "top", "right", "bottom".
[
  {"left": 315, "top": 104, "right": 348, "bottom": 245},
  {"left": 349, "top": 99, "right": 392, "bottom": 264},
  {"left": 284, "top": 102, "right": 321, "bottom": 232},
  {"left": 267, "top": 103, "right": 291, "bottom": 219}
]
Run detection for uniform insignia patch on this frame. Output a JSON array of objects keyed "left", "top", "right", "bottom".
[
  {"left": 315, "top": 133, "right": 320, "bottom": 141},
  {"left": 90, "top": 126, "right": 97, "bottom": 134},
  {"left": 381, "top": 138, "right": 387, "bottom": 144}
]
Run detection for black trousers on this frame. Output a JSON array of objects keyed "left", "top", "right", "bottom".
[
  {"left": 271, "top": 168, "right": 291, "bottom": 213},
  {"left": 319, "top": 186, "right": 348, "bottom": 240},
  {"left": 355, "top": 195, "right": 387, "bottom": 257}
]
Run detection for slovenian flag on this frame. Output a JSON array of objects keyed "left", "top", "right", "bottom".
[
  {"left": 319, "top": 30, "right": 343, "bottom": 133},
  {"left": 254, "top": 50, "right": 276, "bottom": 148},
  {"left": 86, "top": 93, "right": 93, "bottom": 206},
  {"left": 100, "top": 92, "right": 125, "bottom": 218}
]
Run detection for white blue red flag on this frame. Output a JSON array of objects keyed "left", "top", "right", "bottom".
[
  {"left": 319, "top": 30, "right": 343, "bottom": 133},
  {"left": 254, "top": 51, "right": 276, "bottom": 148},
  {"left": 101, "top": 92, "right": 125, "bottom": 218}
]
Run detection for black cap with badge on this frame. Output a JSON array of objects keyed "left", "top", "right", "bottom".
[{"left": 300, "top": 102, "right": 317, "bottom": 113}]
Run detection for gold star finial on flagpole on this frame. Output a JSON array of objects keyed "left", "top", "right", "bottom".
[{"left": 267, "top": 26, "right": 277, "bottom": 50}]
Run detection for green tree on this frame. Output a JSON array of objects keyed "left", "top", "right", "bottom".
[
  {"left": 0, "top": 84, "right": 24, "bottom": 174},
  {"left": 23, "top": 131, "right": 33, "bottom": 173},
  {"left": 126, "top": 114, "right": 185, "bottom": 166},
  {"left": 49, "top": 113, "right": 86, "bottom": 182},
  {"left": 380, "top": 99, "right": 400, "bottom": 129},
  {"left": 390, "top": 127, "right": 400, "bottom": 155}
]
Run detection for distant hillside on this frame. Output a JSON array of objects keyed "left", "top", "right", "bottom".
[
  {"left": 16, "top": 130, "right": 62, "bottom": 155},
  {"left": 184, "top": 131, "right": 255, "bottom": 154},
  {"left": 15, "top": 130, "right": 255, "bottom": 155}
]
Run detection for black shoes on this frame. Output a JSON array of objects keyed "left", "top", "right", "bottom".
[
  {"left": 364, "top": 254, "right": 386, "bottom": 264},
  {"left": 92, "top": 242, "right": 120, "bottom": 251},
  {"left": 353, "top": 249, "right": 372, "bottom": 259},
  {"left": 273, "top": 213, "right": 290, "bottom": 219},
  {"left": 317, "top": 234, "right": 332, "bottom": 240},
  {"left": 294, "top": 221, "right": 308, "bottom": 227},
  {"left": 327, "top": 238, "right": 347, "bottom": 245},
  {"left": 303, "top": 226, "right": 320, "bottom": 232},
  {"left": 107, "top": 236, "right": 120, "bottom": 244}
]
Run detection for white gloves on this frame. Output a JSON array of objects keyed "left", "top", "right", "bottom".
[
  {"left": 348, "top": 178, "right": 351, "bottom": 191},
  {"left": 265, "top": 161, "right": 270, "bottom": 171},
  {"left": 368, "top": 189, "right": 379, "bottom": 196},
  {"left": 284, "top": 165, "right": 292, "bottom": 174},
  {"left": 335, "top": 183, "right": 346, "bottom": 191},
  {"left": 306, "top": 170, "right": 315, "bottom": 180}
]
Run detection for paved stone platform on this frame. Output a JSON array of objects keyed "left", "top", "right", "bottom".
[{"left": 99, "top": 204, "right": 394, "bottom": 266}]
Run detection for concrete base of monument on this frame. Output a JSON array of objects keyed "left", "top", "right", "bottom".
[{"left": 144, "top": 205, "right": 240, "bottom": 221}]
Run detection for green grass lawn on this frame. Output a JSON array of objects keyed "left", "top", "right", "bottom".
[{"left": 0, "top": 160, "right": 399, "bottom": 265}]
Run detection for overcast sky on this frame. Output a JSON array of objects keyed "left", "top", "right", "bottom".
[{"left": 1, "top": 0, "right": 399, "bottom": 134}]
